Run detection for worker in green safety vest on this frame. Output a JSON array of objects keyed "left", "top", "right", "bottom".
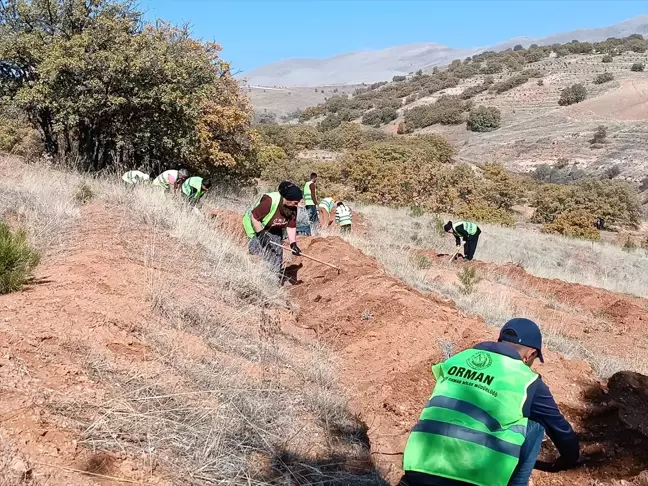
[
  {"left": 334, "top": 201, "right": 352, "bottom": 233},
  {"left": 303, "top": 172, "right": 319, "bottom": 230},
  {"left": 122, "top": 170, "right": 150, "bottom": 185},
  {"left": 242, "top": 181, "right": 303, "bottom": 277},
  {"left": 318, "top": 196, "right": 336, "bottom": 228},
  {"left": 181, "top": 176, "right": 212, "bottom": 205},
  {"left": 444, "top": 220, "right": 481, "bottom": 261},
  {"left": 400, "top": 318, "right": 580, "bottom": 486}
]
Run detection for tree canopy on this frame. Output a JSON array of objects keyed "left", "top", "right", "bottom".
[{"left": 0, "top": 0, "right": 255, "bottom": 179}]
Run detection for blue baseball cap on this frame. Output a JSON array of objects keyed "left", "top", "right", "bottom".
[{"left": 499, "top": 318, "right": 544, "bottom": 363}]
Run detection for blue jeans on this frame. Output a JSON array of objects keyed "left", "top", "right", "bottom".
[
  {"left": 509, "top": 420, "right": 545, "bottom": 485},
  {"left": 306, "top": 205, "right": 319, "bottom": 224}
]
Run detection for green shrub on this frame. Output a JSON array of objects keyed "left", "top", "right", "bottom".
[
  {"left": 631, "top": 63, "right": 645, "bottom": 72},
  {"left": 392, "top": 75, "right": 407, "bottom": 82},
  {"left": 542, "top": 210, "right": 600, "bottom": 241},
  {"left": 456, "top": 267, "right": 482, "bottom": 295},
  {"left": 537, "top": 79, "right": 544, "bottom": 86},
  {"left": 492, "top": 74, "right": 529, "bottom": 94},
  {"left": 558, "top": 84, "right": 587, "bottom": 106},
  {"left": 456, "top": 202, "right": 515, "bottom": 226},
  {"left": 361, "top": 107, "right": 398, "bottom": 127},
  {"left": 411, "top": 253, "right": 432, "bottom": 269},
  {"left": 0, "top": 222, "right": 41, "bottom": 294},
  {"left": 622, "top": 237, "right": 637, "bottom": 252},
  {"left": 75, "top": 183, "right": 95, "bottom": 204},
  {"left": 409, "top": 205, "right": 425, "bottom": 218},
  {"left": 594, "top": 72, "right": 614, "bottom": 84},
  {"left": 591, "top": 125, "right": 608, "bottom": 145},
  {"left": 602, "top": 54, "right": 613, "bottom": 63},
  {"left": 460, "top": 83, "right": 489, "bottom": 100},
  {"left": 404, "top": 97, "right": 468, "bottom": 129},
  {"left": 466, "top": 106, "right": 501, "bottom": 132},
  {"left": 481, "top": 62, "right": 503, "bottom": 74}
]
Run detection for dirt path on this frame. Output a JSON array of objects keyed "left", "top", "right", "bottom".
[{"left": 287, "top": 238, "right": 648, "bottom": 485}]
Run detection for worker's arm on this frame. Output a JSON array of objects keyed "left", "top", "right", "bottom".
[
  {"left": 286, "top": 211, "right": 298, "bottom": 244},
  {"left": 286, "top": 226, "right": 297, "bottom": 244},
  {"left": 250, "top": 195, "right": 273, "bottom": 234},
  {"left": 311, "top": 183, "right": 318, "bottom": 206},
  {"left": 527, "top": 378, "right": 580, "bottom": 466}
]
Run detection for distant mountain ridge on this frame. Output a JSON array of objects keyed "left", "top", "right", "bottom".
[{"left": 243, "top": 15, "right": 648, "bottom": 87}]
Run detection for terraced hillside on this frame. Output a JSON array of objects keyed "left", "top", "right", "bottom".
[{"left": 411, "top": 51, "right": 648, "bottom": 178}]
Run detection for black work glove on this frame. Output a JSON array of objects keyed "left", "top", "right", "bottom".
[
  {"left": 290, "top": 242, "right": 301, "bottom": 256},
  {"left": 256, "top": 230, "right": 271, "bottom": 247}
]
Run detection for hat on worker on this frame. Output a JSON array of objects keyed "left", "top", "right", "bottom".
[
  {"left": 278, "top": 181, "right": 303, "bottom": 202},
  {"left": 499, "top": 318, "right": 545, "bottom": 363}
]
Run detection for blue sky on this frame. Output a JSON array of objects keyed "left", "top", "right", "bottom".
[{"left": 141, "top": 1, "right": 647, "bottom": 73}]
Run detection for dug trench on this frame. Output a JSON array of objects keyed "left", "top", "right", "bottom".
[{"left": 285, "top": 237, "right": 648, "bottom": 485}]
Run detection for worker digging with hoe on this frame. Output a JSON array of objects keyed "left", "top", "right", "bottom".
[
  {"left": 445, "top": 220, "right": 481, "bottom": 261},
  {"left": 303, "top": 172, "right": 319, "bottom": 233},
  {"left": 400, "top": 318, "right": 580, "bottom": 486},
  {"left": 242, "top": 181, "right": 303, "bottom": 278}
]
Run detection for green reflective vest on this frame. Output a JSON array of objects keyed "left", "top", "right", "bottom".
[
  {"left": 319, "top": 197, "right": 335, "bottom": 213},
  {"left": 152, "top": 170, "right": 179, "bottom": 190},
  {"left": 182, "top": 177, "right": 204, "bottom": 200},
  {"left": 303, "top": 181, "right": 315, "bottom": 206},
  {"left": 454, "top": 221, "right": 478, "bottom": 236},
  {"left": 403, "top": 349, "right": 538, "bottom": 486},
  {"left": 242, "top": 192, "right": 281, "bottom": 238}
]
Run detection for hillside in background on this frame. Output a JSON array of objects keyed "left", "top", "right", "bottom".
[
  {"left": 252, "top": 36, "right": 648, "bottom": 179},
  {"left": 243, "top": 15, "right": 648, "bottom": 86}
]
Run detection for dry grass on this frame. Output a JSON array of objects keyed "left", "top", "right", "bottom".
[
  {"left": 355, "top": 204, "right": 648, "bottom": 298},
  {"left": 343, "top": 204, "right": 648, "bottom": 378},
  {"left": 0, "top": 156, "right": 81, "bottom": 253}
]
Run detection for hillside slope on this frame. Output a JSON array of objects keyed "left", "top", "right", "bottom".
[{"left": 243, "top": 15, "right": 648, "bottom": 86}]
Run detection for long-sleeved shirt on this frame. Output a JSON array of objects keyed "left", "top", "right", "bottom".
[
  {"left": 452, "top": 223, "right": 481, "bottom": 246},
  {"left": 404, "top": 341, "right": 580, "bottom": 486}
]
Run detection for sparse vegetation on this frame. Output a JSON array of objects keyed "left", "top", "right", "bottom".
[
  {"left": 558, "top": 84, "right": 587, "bottom": 106},
  {"left": 0, "top": 222, "right": 41, "bottom": 294},
  {"left": 75, "top": 183, "right": 95, "bottom": 204},
  {"left": 631, "top": 62, "right": 645, "bottom": 72},
  {"left": 602, "top": 54, "right": 614, "bottom": 63},
  {"left": 466, "top": 106, "right": 502, "bottom": 132},
  {"left": 593, "top": 72, "right": 614, "bottom": 84},
  {"left": 456, "top": 267, "right": 482, "bottom": 295},
  {"left": 411, "top": 253, "right": 432, "bottom": 269},
  {"left": 591, "top": 125, "right": 608, "bottom": 145}
]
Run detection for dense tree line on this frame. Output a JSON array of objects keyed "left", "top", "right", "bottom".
[{"left": 0, "top": 0, "right": 255, "bottom": 182}]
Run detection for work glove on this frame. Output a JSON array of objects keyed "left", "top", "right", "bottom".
[
  {"left": 290, "top": 242, "right": 301, "bottom": 256},
  {"left": 256, "top": 230, "right": 271, "bottom": 247}
]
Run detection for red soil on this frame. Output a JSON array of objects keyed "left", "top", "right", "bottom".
[{"left": 287, "top": 238, "right": 648, "bottom": 485}]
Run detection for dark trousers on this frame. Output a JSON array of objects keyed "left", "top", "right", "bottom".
[
  {"left": 340, "top": 225, "right": 351, "bottom": 234},
  {"left": 306, "top": 205, "right": 319, "bottom": 224},
  {"left": 463, "top": 233, "right": 480, "bottom": 261},
  {"left": 248, "top": 232, "right": 283, "bottom": 275}
]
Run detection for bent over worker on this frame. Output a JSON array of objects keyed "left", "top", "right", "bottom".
[
  {"left": 181, "top": 176, "right": 211, "bottom": 204},
  {"left": 400, "top": 318, "right": 580, "bottom": 486},
  {"left": 122, "top": 170, "right": 150, "bottom": 185},
  {"left": 242, "top": 181, "right": 303, "bottom": 276},
  {"left": 335, "top": 201, "right": 352, "bottom": 233},
  {"left": 318, "top": 196, "right": 336, "bottom": 227},
  {"left": 153, "top": 169, "right": 189, "bottom": 194},
  {"left": 445, "top": 220, "right": 481, "bottom": 261}
]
